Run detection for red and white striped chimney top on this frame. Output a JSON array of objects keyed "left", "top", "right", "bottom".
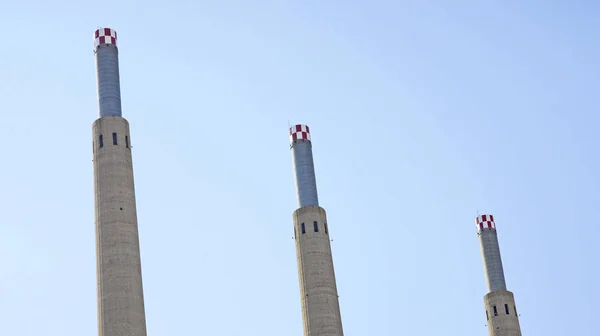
[
  {"left": 94, "top": 28, "right": 118, "bottom": 48},
  {"left": 290, "top": 124, "right": 311, "bottom": 143},
  {"left": 476, "top": 214, "right": 496, "bottom": 231}
]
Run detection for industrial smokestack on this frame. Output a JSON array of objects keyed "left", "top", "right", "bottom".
[
  {"left": 476, "top": 214, "right": 522, "bottom": 336},
  {"left": 290, "top": 124, "right": 344, "bottom": 336},
  {"left": 93, "top": 28, "right": 148, "bottom": 336}
]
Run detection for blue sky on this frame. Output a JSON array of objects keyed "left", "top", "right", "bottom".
[{"left": 0, "top": 1, "right": 598, "bottom": 335}]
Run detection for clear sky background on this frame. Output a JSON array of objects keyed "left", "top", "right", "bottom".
[{"left": 0, "top": 1, "right": 598, "bottom": 335}]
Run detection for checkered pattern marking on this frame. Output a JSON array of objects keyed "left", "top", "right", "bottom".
[
  {"left": 94, "top": 28, "right": 118, "bottom": 48},
  {"left": 476, "top": 214, "right": 496, "bottom": 231},
  {"left": 290, "top": 124, "right": 311, "bottom": 143}
]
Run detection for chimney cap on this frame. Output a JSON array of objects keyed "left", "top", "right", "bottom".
[
  {"left": 476, "top": 214, "right": 496, "bottom": 231},
  {"left": 290, "top": 124, "right": 311, "bottom": 144},
  {"left": 94, "top": 28, "right": 118, "bottom": 48}
]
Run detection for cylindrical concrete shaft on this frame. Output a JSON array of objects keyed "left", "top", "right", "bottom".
[
  {"left": 93, "top": 116, "right": 147, "bottom": 336},
  {"left": 290, "top": 124, "right": 319, "bottom": 207},
  {"left": 294, "top": 206, "right": 343, "bottom": 336},
  {"left": 95, "top": 30, "right": 122, "bottom": 117},
  {"left": 479, "top": 229, "right": 507, "bottom": 292},
  {"left": 291, "top": 140, "right": 319, "bottom": 207},
  {"left": 484, "top": 290, "right": 522, "bottom": 336},
  {"left": 477, "top": 216, "right": 507, "bottom": 292}
]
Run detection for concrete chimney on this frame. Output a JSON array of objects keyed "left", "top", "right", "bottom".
[
  {"left": 290, "top": 124, "right": 344, "bottom": 336},
  {"left": 476, "top": 214, "right": 522, "bottom": 336},
  {"left": 93, "top": 28, "right": 148, "bottom": 336}
]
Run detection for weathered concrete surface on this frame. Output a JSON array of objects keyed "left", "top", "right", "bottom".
[
  {"left": 484, "top": 290, "right": 522, "bottom": 336},
  {"left": 93, "top": 116, "right": 147, "bottom": 336},
  {"left": 294, "top": 205, "right": 343, "bottom": 336}
]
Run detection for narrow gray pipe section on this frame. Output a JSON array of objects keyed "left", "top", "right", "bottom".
[
  {"left": 95, "top": 44, "right": 122, "bottom": 117},
  {"left": 291, "top": 140, "right": 319, "bottom": 208},
  {"left": 479, "top": 229, "right": 507, "bottom": 292}
]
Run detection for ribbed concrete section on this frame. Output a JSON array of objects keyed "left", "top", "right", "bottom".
[
  {"left": 95, "top": 34, "right": 122, "bottom": 117},
  {"left": 478, "top": 228, "right": 507, "bottom": 292},
  {"left": 484, "top": 291, "right": 522, "bottom": 336},
  {"left": 293, "top": 206, "right": 343, "bottom": 336},
  {"left": 93, "top": 116, "right": 147, "bottom": 336},
  {"left": 291, "top": 139, "right": 319, "bottom": 207}
]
